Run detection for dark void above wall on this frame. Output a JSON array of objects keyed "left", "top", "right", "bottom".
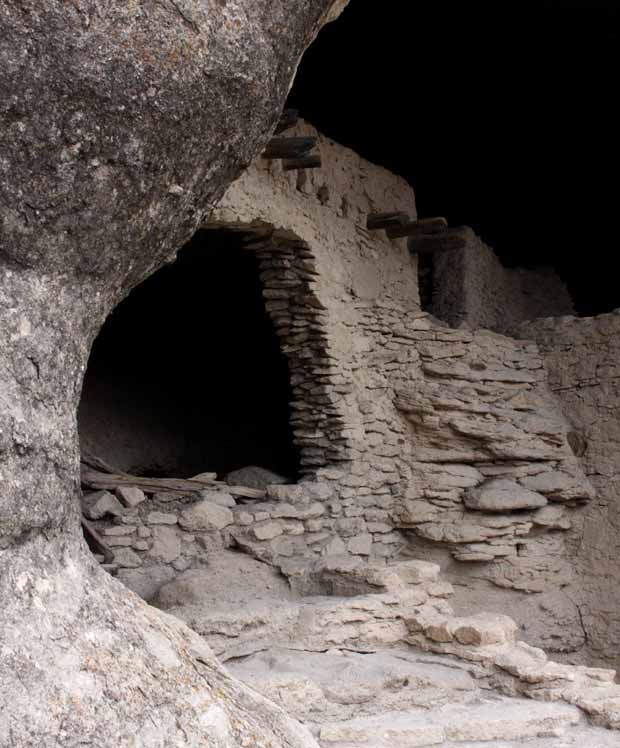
[
  {"left": 288, "top": 0, "right": 620, "bottom": 316},
  {"left": 78, "top": 231, "right": 299, "bottom": 480}
]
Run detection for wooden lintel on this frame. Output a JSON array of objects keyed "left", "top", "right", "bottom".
[
  {"left": 408, "top": 227, "right": 469, "bottom": 255},
  {"left": 282, "top": 154, "right": 322, "bottom": 171},
  {"left": 275, "top": 108, "right": 299, "bottom": 135},
  {"left": 366, "top": 212, "right": 410, "bottom": 231},
  {"left": 262, "top": 136, "right": 317, "bottom": 160},
  {"left": 386, "top": 216, "right": 448, "bottom": 239}
]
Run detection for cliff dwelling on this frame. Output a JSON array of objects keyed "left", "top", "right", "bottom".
[{"left": 2, "top": 2, "right": 620, "bottom": 748}]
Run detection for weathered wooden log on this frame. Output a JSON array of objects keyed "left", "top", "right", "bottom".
[
  {"left": 386, "top": 216, "right": 448, "bottom": 239},
  {"left": 81, "top": 517, "right": 115, "bottom": 564},
  {"left": 408, "top": 227, "right": 470, "bottom": 255},
  {"left": 80, "top": 464, "right": 268, "bottom": 500},
  {"left": 282, "top": 154, "right": 322, "bottom": 170},
  {"left": 80, "top": 466, "right": 214, "bottom": 495},
  {"left": 262, "top": 136, "right": 317, "bottom": 160},
  {"left": 275, "top": 108, "right": 299, "bottom": 134},
  {"left": 366, "top": 212, "right": 409, "bottom": 231},
  {"left": 81, "top": 452, "right": 125, "bottom": 475}
]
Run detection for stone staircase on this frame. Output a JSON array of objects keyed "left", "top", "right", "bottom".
[
  {"left": 227, "top": 647, "right": 619, "bottom": 747},
  {"left": 154, "top": 551, "right": 620, "bottom": 747}
]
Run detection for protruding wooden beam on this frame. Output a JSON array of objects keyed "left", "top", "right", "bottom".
[
  {"left": 366, "top": 212, "right": 409, "bottom": 231},
  {"left": 408, "top": 227, "right": 469, "bottom": 255},
  {"left": 282, "top": 154, "right": 322, "bottom": 171},
  {"left": 386, "top": 216, "right": 448, "bottom": 239},
  {"left": 263, "top": 136, "right": 317, "bottom": 160},
  {"left": 275, "top": 108, "right": 299, "bottom": 135}
]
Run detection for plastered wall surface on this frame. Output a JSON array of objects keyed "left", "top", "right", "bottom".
[{"left": 432, "top": 232, "right": 574, "bottom": 334}]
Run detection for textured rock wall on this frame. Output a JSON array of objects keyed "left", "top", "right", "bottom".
[
  {"left": 432, "top": 231, "right": 574, "bottom": 334},
  {"left": 0, "top": 3, "right": 346, "bottom": 746},
  {"left": 521, "top": 312, "right": 620, "bottom": 669}
]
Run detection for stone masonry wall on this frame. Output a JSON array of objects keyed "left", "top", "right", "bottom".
[
  {"left": 209, "top": 122, "right": 596, "bottom": 658},
  {"left": 432, "top": 230, "right": 574, "bottom": 334},
  {"left": 92, "top": 121, "right": 597, "bottom": 663},
  {"left": 209, "top": 120, "right": 421, "bottom": 563},
  {"left": 521, "top": 311, "right": 620, "bottom": 669},
  {"left": 207, "top": 125, "right": 594, "bottom": 656}
]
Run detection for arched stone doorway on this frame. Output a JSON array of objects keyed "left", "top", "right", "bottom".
[{"left": 79, "top": 228, "right": 301, "bottom": 482}]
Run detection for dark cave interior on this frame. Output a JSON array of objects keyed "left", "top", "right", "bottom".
[
  {"left": 288, "top": 0, "right": 620, "bottom": 316},
  {"left": 78, "top": 230, "right": 300, "bottom": 481}
]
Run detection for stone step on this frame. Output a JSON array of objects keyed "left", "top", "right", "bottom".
[
  {"left": 450, "top": 733, "right": 620, "bottom": 748},
  {"left": 330, "top": 733, "right": 620, "bottom": 748},
  {"left": 318, "top": 699, "right": 583, "bottom": 747}
]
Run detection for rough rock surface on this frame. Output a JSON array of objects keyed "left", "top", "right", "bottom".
[
  {"left": 0, "top": 2, "right": 346, "bottom": 745},
  {"left": 522, "top": 311, "right": 620, "bottom": 670},
  {"left": 165, "top": 551, "right": 620, "bottom": 746}
]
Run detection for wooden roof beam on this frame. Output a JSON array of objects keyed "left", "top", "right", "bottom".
[
  {"left": 262, "top": 136, "right": 317, "bottom": 160},
  {"left": 366, "top": 212, "right": 410, "bottom": 231},
  {"left": 408, "top": 227, "right": 470, "bottom": 255},
  {"left": 386, "top": 216, "right": 448, "bottom": 239}
]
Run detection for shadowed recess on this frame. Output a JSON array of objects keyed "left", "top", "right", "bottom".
[
  {"left": 288, "top": 0, "right": 620, "bottom": 316},
  {"left": 79, "top": 230, "right": 300, "bottom": 481}
]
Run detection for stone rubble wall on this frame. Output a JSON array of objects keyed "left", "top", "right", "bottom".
[
  {"left": 85, "top": 122, "right": 598, "bottom": 664},
  {"left": 191, "top": 121, "right": 597, "bottom": 658},
  {"left": 432, "top": 230, "right": 574, "bottom": 334},
  {"left": 520, "top": 311, "right": 620, "bottom": 670},
  {"left": 210, "top": 121, "right": 420, "bottom": 562},
  {"left": 346, "top": 302, "right": 597, "bottom": 660},
  {"left": 215, "top": 134, "right": 587, "bottom": 524}
]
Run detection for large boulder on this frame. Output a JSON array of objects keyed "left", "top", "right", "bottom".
[{"left": 0, "top": 1, "right": 346, "bottom": 745}]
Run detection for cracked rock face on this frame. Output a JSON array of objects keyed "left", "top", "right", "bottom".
[{"left": 0, "top": 2, "right": 342, "bottom": 745}]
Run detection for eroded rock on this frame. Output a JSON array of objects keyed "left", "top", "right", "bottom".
[{"left": 0, "top": 3, "right": 343, "bottom": 744}]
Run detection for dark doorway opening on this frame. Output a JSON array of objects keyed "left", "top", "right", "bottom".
[
  {"left": 418, "top": 254, "right": 435, "bottom": 314},
  {"left": 78, "top": 230, "right": 300, "bottom": 481}
]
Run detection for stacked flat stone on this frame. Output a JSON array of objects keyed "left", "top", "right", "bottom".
[
  {"left": 256, "top": 237, "right": 356, "bottom": 472},
  {"left": 207, "top": 120, "right": 598, "bottom": 660}
]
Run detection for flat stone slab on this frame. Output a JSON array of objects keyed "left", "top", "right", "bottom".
[
  {"left": 317, "top": 698, "right": 581, "bottom": 745},
  {"left": 464, "top": 479, "right": 548, "bottom": 513}
]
